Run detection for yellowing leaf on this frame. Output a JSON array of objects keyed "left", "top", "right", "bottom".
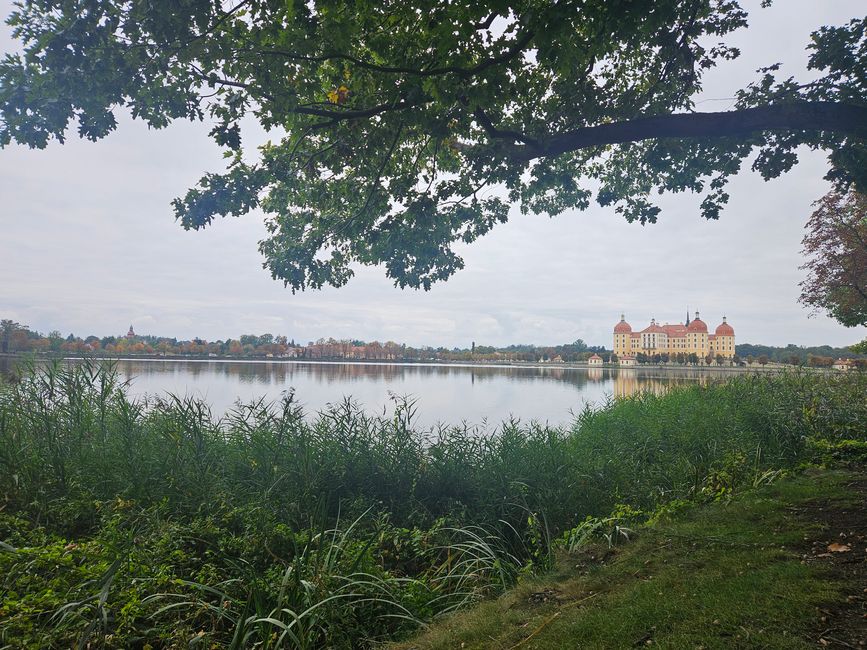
[{"left": 326, "top": 85, "right": 350, "bottom": 104}]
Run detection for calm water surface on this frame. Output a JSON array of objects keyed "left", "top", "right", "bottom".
[{"left": 2, "top": 358, "right": 731, "bottom": 428}]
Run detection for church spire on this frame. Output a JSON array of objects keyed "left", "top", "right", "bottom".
[{"left": 685, "top": 307, "right": 690, "bottom": 326}]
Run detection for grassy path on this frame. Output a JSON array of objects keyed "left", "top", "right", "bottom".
[{"left": 393, "top": 468, "right": 867, "bottom": 649}]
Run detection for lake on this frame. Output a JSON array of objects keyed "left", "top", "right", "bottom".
[{"left": 1, "top": 358, "right": 734, "bottom": 429}]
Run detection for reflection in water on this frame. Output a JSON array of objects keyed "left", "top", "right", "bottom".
[
  {"left": 610, "top": 368, "right": 714, "bottom": 398},
  {"left": 0, "top": 358, "right": 731, "bottom": 428}
]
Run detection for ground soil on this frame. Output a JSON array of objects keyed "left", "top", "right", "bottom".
[{"left": 797, "top": 470, "right": 867, "bottom": 648}]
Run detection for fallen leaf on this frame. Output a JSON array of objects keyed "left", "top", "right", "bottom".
[{"left": 827, "top": 543, "right": 851, "bottom": 553}]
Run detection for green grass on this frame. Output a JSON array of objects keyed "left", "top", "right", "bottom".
[
  {"left": 392, "top": 469, "right": 864, "bottom": 649},
  {"left": 0, "top": 359, "right": 865, "bottom": 647}
]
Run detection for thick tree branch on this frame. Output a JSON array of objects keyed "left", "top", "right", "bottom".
[
  {"left": 473, "top": 107, "right": 539, "bottom": 147},
  {"left": 473, "top": 13, "right": 499, "bottom": 31},
  {"left": 501, "top": 102, "right": 867, "bottom": 161}
]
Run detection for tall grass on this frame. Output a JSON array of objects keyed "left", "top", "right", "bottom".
[{"left": 0, "top": 359, "right": 864, "bottom": 647}]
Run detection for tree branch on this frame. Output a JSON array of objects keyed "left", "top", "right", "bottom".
[
  {"left": 254, "top": 29, "right": 534, "bottom": 79},
  {"left": 473, "top": 107, "right": 539, "bottom": 147},
  {"left": 190, "top": 68, "right": 424, "bottom": 122},
  {"left": 498, "top": 102, "right": 867, "bottom": 162},
  {"left": 473, "top": 13, "right": 499, "bottom": 31}
]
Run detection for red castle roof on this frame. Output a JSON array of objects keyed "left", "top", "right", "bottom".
[
  {"left": 715, "top": 316, "right": 734, "bottom": 336},
  {"left": 617, "top": 312, "right": 730, "bottom": 339},
  {"left": 614, "top": 314, "right": 632, "bottom": 333},
  {"left": 662, "top": 324, "right": 687, "bottom": 336},
  {"left": 687, "top": 312, "right": 708, "bottom": 333},
  {"left": 639, "top": 318, "right": 667, "bottom": 334}
]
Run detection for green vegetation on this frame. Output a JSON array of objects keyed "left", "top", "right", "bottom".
[
  {"left": 393, "top": 468, "right": 867, "bottom": 649},
  {"left": 1, "top": 360, "right": 865, "bottom": 647},
  {"left": 736, "top": 342, "right": 866, "bottom": 366}
]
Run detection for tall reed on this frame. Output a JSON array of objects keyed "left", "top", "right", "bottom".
[{"left": 0, "top": 359, "right": 864, "bottom": 647}]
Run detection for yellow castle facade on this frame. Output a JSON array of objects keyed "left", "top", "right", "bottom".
[{"left": 613, "top": 311, "right": 736, "bottom": 359}]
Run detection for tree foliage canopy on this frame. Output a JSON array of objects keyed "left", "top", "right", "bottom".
[{"left": 2, "top": 0, "right": 866, "bottom": 290}]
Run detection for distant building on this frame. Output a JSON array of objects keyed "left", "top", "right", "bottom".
[
  {"left": 125, "top": 325, "right": 136, "bottom": 339},
  {"left": 614, "top": 311, "right": 735, "bottom": 359},
  {"left": 619, "top": 355, "right": 637, "bottom": 367},
  {"left": 588, "top": 353, "right": 603, "bottom": 366},
  {"left": 833, "top": 358, "right": 854, "bottom": 371}
]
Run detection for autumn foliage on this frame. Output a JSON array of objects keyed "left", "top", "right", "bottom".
[{"left": 799, "top": 191, "right": 867, "bottom": 328}]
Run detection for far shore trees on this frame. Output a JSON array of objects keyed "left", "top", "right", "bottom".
[
  {"left": 808, "top": 354, "right": 834, "bottom": 368},
  {"left": 1, "top": 3, "right": 865, "bottom": 290},
  {"left": 1, "top": 320, "right": 24, "bottom": 354}
]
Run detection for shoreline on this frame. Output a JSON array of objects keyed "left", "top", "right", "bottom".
[{"left": 0, "top": 352, "right": 821, "bottom": 373}]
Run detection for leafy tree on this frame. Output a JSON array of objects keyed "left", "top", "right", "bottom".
[
  {"left": 48, "top": 330, "right": 63, "bottom": 352},
  {"left": 758, "top": 354, "right": 769, "bottom": 366},
  {"left": 799, "top": 190, "right": 867, "bottom": 327},
  {"left": 808, "top": 354, "right": 834, "bottom": 368},
  {"left": 1, "top": 319, "right": 23, "bottom": 353},
  {"left": 571, "top": 339, "right": 588, "bottom": 353},
  {"left": 2, "top": 2, "right": 866, "bottom": 290}
]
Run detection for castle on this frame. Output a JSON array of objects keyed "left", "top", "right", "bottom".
[{"left": 613, "top": 311, "right": 735, "bottom": 359}]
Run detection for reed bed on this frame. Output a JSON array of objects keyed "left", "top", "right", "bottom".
[{"left": 0, "top": 359, "right": 864, "bottom": 648}]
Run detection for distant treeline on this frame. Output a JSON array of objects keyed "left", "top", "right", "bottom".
[
  {"left": 1, "top": 318, "right": 609, "bottom": 362},
  {"left": 736, "top": 343, "right": 865, "bottom": 366},
  {"left": 3, "top": 317, "right": 862, "bottom": 365}
]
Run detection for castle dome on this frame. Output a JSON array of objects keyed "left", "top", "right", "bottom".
[
  {"left": 686, "top": 311, "right": 708, "bottom": 333},
  {"left": 715, "top": 316, "right": 734, "bottom": 336},
  {"left": 614, "top": 314, "right": 632, "bottom": 333}
]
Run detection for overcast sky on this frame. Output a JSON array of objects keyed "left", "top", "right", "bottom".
[{"left": 1, "top": 1, "right": 865, "bottom": 349}]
